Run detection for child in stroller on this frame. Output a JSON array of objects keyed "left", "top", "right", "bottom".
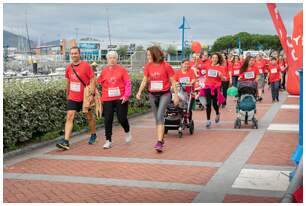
[{"left": 234, "top": 80, "right": 259, "bottom": 129}]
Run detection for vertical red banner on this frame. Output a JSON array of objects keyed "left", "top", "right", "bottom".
[{"left": 266, "top": 3, "right": 302, "bottom": 95}]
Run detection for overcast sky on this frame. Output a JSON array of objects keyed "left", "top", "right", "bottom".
[{"left": 3, "top": 3, "right": 303, "bottom": 45}]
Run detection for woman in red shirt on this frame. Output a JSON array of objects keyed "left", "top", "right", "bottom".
[
  {"left": 203, "top": 53, "right": 226, "bottom": 128},
  {"left": 278, "top": 55, "right": 288, "bottom": 90},
  {"left": 136, "top": 46, "right": 179, "bottom": 152},
  {"left": 267, "top": 57, "right": 282, "bottom": 102},
  {"left": 255, "top": 54, "right": 266, "bottom": 101},
  {"left": 238, "top": 56, "right": 260, "bottom": 82},
  {"left": 174, "top": 59, "right": 196, "bottom": 121},
  {"left": 97, "top": 51, "right": 132, "bottom": 149},
  {"left": 221, "top": 53, "right": 230, "bottom": 108},
  {"left": 230, "top": 55, "right": 242, "bottom": 87}
]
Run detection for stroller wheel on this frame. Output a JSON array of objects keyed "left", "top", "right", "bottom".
[
  {"left": 189, "top": 120, "right": 194, "bottom": 135},
  {"left": 178, "top": 131, "right": 183, "bottom": 138},
  {"left": 234, "top": 119, "right": 241, "bottom": 129}
]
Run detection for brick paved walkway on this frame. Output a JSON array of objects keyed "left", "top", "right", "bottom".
[{"left": 3, "top": 88, "right": 299, "bottom": 203}]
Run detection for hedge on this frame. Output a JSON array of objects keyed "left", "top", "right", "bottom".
[{"left": 3, "top": 75, "right": 150, "bottom": 152}]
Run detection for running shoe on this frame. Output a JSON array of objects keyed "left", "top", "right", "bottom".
[
  {"left": 154, "top": 141, "right": 163, "bottom": 152},
  {"left": 88, "top": 133, "right": 97, "bottom": 144},
  {"left": 56, "top": 138, "right": 70, "bottom": 150}
]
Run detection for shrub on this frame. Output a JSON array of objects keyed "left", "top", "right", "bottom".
[{"left": 3, "top": 76, "right": 150, "bottom": 152}]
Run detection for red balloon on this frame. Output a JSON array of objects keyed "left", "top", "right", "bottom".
[{"left": 191, "top": 41, "right": 202, "bottom": 53}]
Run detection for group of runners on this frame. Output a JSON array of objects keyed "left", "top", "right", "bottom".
[{"left": 56, "top": 46, "right": 288, "bottom": 152}]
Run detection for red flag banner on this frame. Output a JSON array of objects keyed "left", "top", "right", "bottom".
[
  {"left": 292, "top": 10, "right": 303, "bottom": 69},
  {"left": 266, "top": 3, "right": 301, "bottom": 95}
]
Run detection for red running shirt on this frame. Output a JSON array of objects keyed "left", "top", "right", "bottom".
[
  {"left": 144, "top": 61, "right": 175, "bottom": 93},
  {"left": 97, "top": 64, "right": 130, "bottom": 102},
  {"left": 65, "top": 61, "right": 94, "bottom": 102}
]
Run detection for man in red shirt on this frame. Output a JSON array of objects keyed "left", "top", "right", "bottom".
[
  {"left": 56, "top": 47, "right": 96, "bottom": 150},
  {"left": 267, "top": 57, "right": 281, "bottom": 102}
]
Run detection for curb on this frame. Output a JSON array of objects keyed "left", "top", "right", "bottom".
[{"left": 3, "top": 110, "right": 152, "bottom": 161}]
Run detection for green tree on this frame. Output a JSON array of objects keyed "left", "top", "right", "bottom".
[
  {"left": 166, "top": 44, "right": 177, "bottom": 56},
  {"left": 117, "top": 45, "right": 129, "bottom": 59}
]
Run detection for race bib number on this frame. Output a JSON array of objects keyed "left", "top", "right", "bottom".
[
  {"left": 207, "top": 69, "right": 218, "bottom": 77},
  {"left": 150, "top": 80, "right": 163, "bottom": 91},
  {"left": 234, "top": 70, "right": 240, "bottom": 75},
  {"left": 179, "top": 77, "right": 190, "bottom": 83},
  {"left": 259, "top": 69, "right": 263, "bottom": 74},
  {"left": 108, "top": 87, "right": 121, "bottom": 97},
  {"left": 201, "top": 69, "right": 206, "bottom": 75},
  {"left": 70, "top": 82, "right": 81, "bottom": 92},
  {"left": 271, "top": 68, "right": 277, "bottom": 74},
  {"left": 244, "top": 71, "right": 255, "bottom": 79}
]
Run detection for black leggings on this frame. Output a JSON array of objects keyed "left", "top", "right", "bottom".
[
  {"left": 103, "top": 100, "right": 130, "bottom": 142},
  {"left": 205, "top": 88, "right": 220, "bottom": 120},
  {"left": 221, "top": 81, "right": 230, "bottom": 106}
]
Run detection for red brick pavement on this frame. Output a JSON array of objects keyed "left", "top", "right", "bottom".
[
  {"left": 272, "top": 109, "right": 299, "bottom": 124},
  {"left": 247, "top": 132, "right": 298, "bottom": 166},
  {"left": 284, "top": 97, "right": 299, "bottom": 105},
  {"left": 4, "top": 179, "right": 197, "bottom": 203},
  {"left": 48, "top": 127, "right": 248, "bottom": 162},
  {"left": 223, "top": 194, "right": 281, "bottom": 203},
  {"left": 4, "top": 158, "right": 217, "bottom": 185}
]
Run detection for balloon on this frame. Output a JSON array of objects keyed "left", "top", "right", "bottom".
[{"left": 191, "top": 41, "right": 202, "bottom": 53}]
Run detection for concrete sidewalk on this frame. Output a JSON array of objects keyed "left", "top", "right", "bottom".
[{"left": 3, "top": 88, "right": 299, "bottom": 203}]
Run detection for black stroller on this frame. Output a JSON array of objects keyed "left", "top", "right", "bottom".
[
  {"left": 164, "top": 83, "right": 195, "bottom": 138},
  {"left": 234, "top": 80, "right": 259, "bottom": 129}
]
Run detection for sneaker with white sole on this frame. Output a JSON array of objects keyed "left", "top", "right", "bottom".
[
  {"left": 125, "top": 131, "right": 132, "bottom": 143},
  {"left": 206, "top": 120, "right": 212, "bottom": 128},
  {"left": 103, "top": 140, "right": 112, "bottom": 149}
]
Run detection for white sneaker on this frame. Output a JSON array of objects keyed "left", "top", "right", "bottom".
[
  {"left": 125, "top": 131, "right": 132, "bottom": 143},
  {"left": 103, "top": 140, "right": 112, "bottom": 149}
]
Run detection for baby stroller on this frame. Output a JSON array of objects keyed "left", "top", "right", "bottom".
[
  {"left": 234, "top": 80, "right": 259, "bottom": 129},
  {"left": 164, "top": 83, "right": 195, "bottom": 138}
]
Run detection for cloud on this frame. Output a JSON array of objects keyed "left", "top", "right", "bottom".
[{"left": 3, "top": 3, "right": 303, "bottom": 45}]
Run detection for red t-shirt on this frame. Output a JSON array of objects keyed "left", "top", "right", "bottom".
[
  {"left": 255, "top": 60, "right": 266, "bottom": 74},
  {"left": 65, "top": 61, "right": 94, "bottom": 102},
  {"left": 144, "top": 61, "right": 175, "bottom": 93},
  {"left": 198, "top": 59, "right": 211, "bottom": 77},
  {"left": 203, "top": 64, "right": 224, "bottom": 87},
  {"left": 278, "top": 60, "right": 287, "bottom": 73},
  {"left": 222, "top": 62, "right": 230, "bottom": 81},
  {"left": 239, "top": 66, "right": 259, "bottom": 81},
  {"left": 174, "top": 69, "right": 196, "bottom": 94},
  {"left": 264, "top": 59, "right": 270, "bottom": 73},
  {"left": 190, "top": 59, "right": 204, "bottom": 77},
  {"left": 174, "top": 69, "right": 196, "bottom": 84},
  {"left": 97, "top": 64, "right": 130, "bottom": 102},
  {"left": 231, "top": 62, "right": 242, "bottom": 76},
  {"left": 268, "top": 64, "right": 281, "bottom": 82}
]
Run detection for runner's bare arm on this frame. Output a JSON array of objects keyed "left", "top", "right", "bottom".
[{"left": 136, "top": 76, "right": 148, "bottom": 99}]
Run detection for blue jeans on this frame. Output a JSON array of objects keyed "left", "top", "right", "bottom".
[
  {"left": 271, "top": 81, "right": 280, "bottom": 101},
  {"left": 232, "top": 76, "right": 239, "bottom": 88}
]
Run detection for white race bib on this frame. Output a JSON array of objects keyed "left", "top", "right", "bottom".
[
  {"left": 234, "top": 70, "right": 240, "bottom": 75},
  {"left": 179, "top": 77, "right": 190, "bottom": 83},
  {"left": 271, "top": 68, "right": 277, "bottom": 74},
  {"left": 108, "top": 87, "right": 121, "bottom": 97},
  {"left": 198, "top": 77, "right": 205, "bottom": 88},
  {"left": 150, "top": 80, "right": 163, "bottom": 91},
  {"left": 207, "top": 69, "right": 218, "bottom": 77},
  {"left": 70, "top": 82, "right": 81, "bottom": 92},
  {"left": 244, "top": 71, "right": 255, "bottom": 79},
  {"left": 259, "top": 69, "right": 263, "bottom": 74},
  {"left": 201, "top": 69, "right": 206, "bottom": 75}
]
